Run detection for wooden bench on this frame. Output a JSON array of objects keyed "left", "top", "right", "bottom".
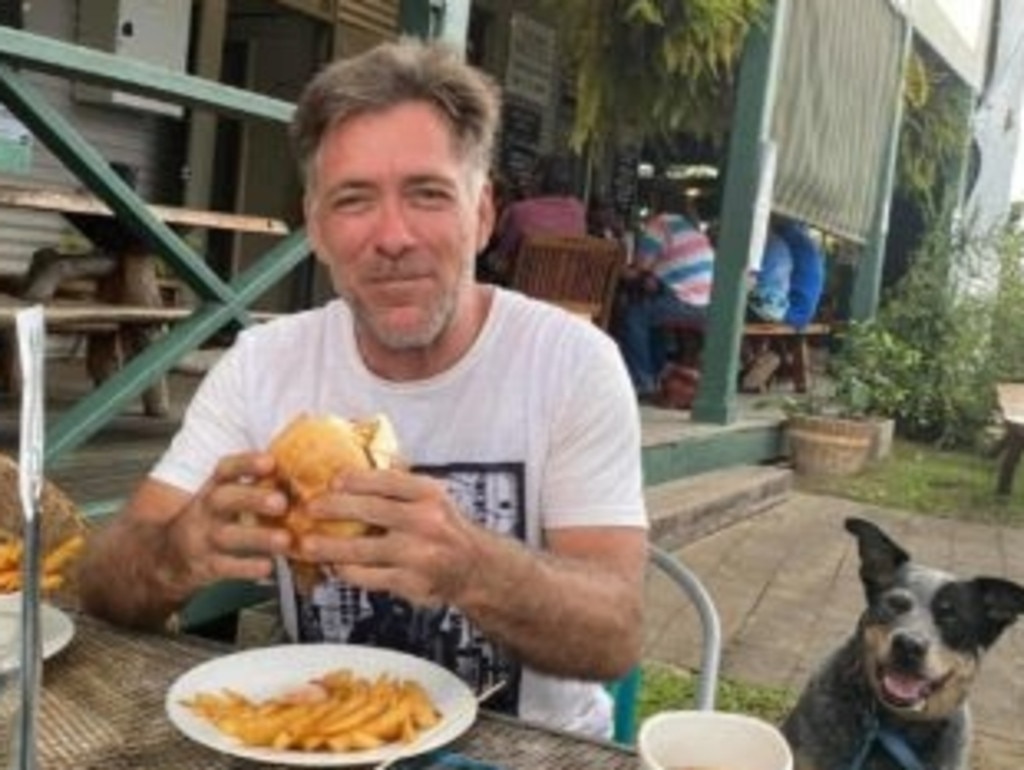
[
  {"left": 0, "top": 294, "right": 280, "bottom": 415},
  {"left": 996, "top": 383, "right": 1024, "bottom": 496},
  {"left": 659, "top": 319, "right": 832, "bottom": 393}
]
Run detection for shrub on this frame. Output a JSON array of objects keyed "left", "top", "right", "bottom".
[{"left": 872, "top": 218, "right": 1024, "bottom": 447}]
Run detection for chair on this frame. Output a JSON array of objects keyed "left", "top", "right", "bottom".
[
  {"left": 610, "top": 543, "right": 722, "bottom": 744},
  {"left": 508, "top": 234, "right": 625, "bottom": 330}
]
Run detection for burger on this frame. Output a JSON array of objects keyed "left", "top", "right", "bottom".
[{"left": 264, "top": 412, "right": 399, "bottom": 591}]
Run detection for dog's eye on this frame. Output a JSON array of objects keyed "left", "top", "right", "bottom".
[{"left": 882, "top": 591, "right": 913, "bottom": 615}]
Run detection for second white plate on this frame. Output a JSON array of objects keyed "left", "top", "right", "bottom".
[
  {"left": 0, "top": 592, "right": 76, "bottom": 673},
  {"left": 165, "top": 643, "right": 477, "bottom": 767}
]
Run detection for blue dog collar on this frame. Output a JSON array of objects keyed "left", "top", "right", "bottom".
[{"left": 848, "top": 713, "right": 927, "bottom": 770}]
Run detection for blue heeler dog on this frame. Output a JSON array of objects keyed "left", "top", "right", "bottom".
[{"left": 782, "top": 517, "right": 1024, "bottom": 770}]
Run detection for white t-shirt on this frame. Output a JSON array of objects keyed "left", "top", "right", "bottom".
[{"left": 152, "top": 288, "right": 647, "bottom": 737}]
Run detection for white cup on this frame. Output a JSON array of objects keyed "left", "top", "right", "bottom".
[{"left": 638, "top": 710, "right": 793, "bottom": 770}]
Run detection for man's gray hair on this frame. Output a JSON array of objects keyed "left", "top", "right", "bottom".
[{"left": 291, "top": 38, "right": 502, "bottom": 187}]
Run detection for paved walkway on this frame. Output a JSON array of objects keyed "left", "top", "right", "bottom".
[{"left": 648, "top": 492, "right": 1024, "bottom": 770}]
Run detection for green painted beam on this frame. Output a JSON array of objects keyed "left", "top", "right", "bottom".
[
  {"left": 0, "top": 65, "right": 249, "bottom": 311},
  {"left": 0, "top": 27, "right": 292, "bottom": 124},
  {"left": 851, "top": 20, "right": 914, "bottom": 321},
  {"left": 642, "top": 425, "right": 785, "bottom": 486},
  {"left": 691, "top": 1, "right": 789, "bottom": 425},
  {"left": 45, "top": 231, "right": 311, "bottom": 464}
]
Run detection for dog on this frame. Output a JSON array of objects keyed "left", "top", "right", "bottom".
[{"left": 782, "top": 517, "right": 1024, "bottom": 770}]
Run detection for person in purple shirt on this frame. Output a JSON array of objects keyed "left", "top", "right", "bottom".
[{"left": 481, "top": 156, "right": 587, "bottom": 283}]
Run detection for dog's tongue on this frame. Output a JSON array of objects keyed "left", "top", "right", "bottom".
[{"left": 883, "top": 671, "right": 929, "bottom": 703}]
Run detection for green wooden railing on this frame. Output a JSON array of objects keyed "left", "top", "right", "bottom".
[{"left": 0, "top": 27, "right": 311, "bottom": 464}]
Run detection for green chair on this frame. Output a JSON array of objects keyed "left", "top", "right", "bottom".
[{"left": 611, "top": 543, "right": 721, "bottom": 744}]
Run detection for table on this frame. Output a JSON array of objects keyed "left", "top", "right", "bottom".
[
  {"left": 4, "top": 615, "right": 637, "bottom": 769},
  {"left": 996, "top": 383, "right": 1024, "bottom": 495},
  {"left": 0, "top": 183, "right": 289, "bottom": 416}
]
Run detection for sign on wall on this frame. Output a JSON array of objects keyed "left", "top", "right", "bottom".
[
  {"left": 503, "top": 14, "right": 556, "bottom": 108},
  {"left": 0, "top": 106, "right": 33, "bottom": 174}
]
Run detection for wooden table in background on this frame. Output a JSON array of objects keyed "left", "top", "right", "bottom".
[{"left": 0, "top": 183, "right": 288, "bottom": 416}]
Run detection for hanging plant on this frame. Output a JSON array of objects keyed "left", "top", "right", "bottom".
[
  {"left": 896, "top": 46, "right": 971, "bottom": 216},
  {"left": 546, "top": 0, "right": 768, "bottom": 154}
]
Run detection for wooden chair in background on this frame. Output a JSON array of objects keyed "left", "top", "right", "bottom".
[{"left": 508, "top": 235, "right": 625, "bottom": 330}]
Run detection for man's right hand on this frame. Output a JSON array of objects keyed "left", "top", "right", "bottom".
[
  {"left": 157, "top": 452, "right": 292, "bottom": 599},
  {"left": 80, "top": 451, "right": 294, "bottom": 628}
]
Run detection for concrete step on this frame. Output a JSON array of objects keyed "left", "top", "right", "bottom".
[{"left": 645, "top": 464, "right": 792, "bottom": 550}]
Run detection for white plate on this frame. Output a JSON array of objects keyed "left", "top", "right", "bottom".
[
  {"left": 0, "top": 592, "right": 76, "bottom": 673},
  {"left": 166, "top": 644, "right": 477, "bottom": 767}
]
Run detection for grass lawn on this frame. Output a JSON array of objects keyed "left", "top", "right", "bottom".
[
  {"left": 637, "top": 436, "right": 1022, "bottom": 729},
  {"left": 793, "top": 438, "right": 1024, "bottom": 525},
  {"left": 637, "top": 662, "right": 796, "bottom": 727}
]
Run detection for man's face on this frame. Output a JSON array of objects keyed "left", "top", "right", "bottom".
[{"left": 304, "top": 101, "right": 494, "bottom": 350}]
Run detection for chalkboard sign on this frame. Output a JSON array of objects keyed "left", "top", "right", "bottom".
[{"left": 498, "top": 99, "right": 542, "bottom": 194}]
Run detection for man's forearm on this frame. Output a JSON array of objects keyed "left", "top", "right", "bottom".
[
  {"left": 456, "top": 530, "right": 645, "bottom": 681},
  {"left": 78, "top": 517, "right": 190, "bottom": 630}
]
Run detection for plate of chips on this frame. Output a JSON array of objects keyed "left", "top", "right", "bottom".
[
  {"left": 166, "top": 644, "right": 478, "bottom": 767},
  {"left": 0, "top": 592, "right": 76, "bottom": 673}
]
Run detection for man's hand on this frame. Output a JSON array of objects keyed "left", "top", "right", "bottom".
[
  {"left": 159, "top": 452, "right": 293, "bottom": 599},
  {"left": 297, "top": 468, "right": 481, "bottom": 607},
  {"left": 292, "top": 467, "right": 646, "bottom": 681},
  {"left": 79, "top": 451, "right": 293, "bottom": 629}
]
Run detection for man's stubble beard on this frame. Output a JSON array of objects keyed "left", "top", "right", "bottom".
[{"left": 343, "top": 254, "right": 475, "bottom": 351}]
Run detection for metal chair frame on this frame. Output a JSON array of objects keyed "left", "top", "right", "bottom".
[{"left": 610, "top": 542, "right": 722, "bottom": 744}]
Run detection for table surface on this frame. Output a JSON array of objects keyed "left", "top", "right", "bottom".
[
  {"left": 2, "top": 614, "right": 637, "bottom": 770},
  {"left": 0, "top": 183, "right": 289, "bottom": 236},
  {"left": 997, "top": 383, "right": 1024, "bottom": 426}
]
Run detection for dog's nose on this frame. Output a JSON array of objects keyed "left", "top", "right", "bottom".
[{"left": 891, "top": 632, "right": 928, "bottom": 667}]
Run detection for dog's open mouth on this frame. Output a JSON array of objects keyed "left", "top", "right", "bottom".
[{"left": 878, "top": 666, "right": 951, "bottom": 710}]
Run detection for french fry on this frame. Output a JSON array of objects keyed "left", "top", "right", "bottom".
[
  {"left": 0, "top": 532, "right": 85, "bottom": 595},
  {"left": 182, "top": 667, "right": 443, "bottom": 754},
  {"left": 42, "top": 534, "right": 85, "bottom": 574}
]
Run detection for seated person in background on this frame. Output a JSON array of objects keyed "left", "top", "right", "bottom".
[
  {"left": 77, "top": 38, "right": 647, "bottom": 739},
  {"left": 747, "top": 229, "right": 793, "bottom": 324},
  {"left": 482, "top": 155, "right": 587, "bottom": 283},
  {"left": 777, "top": 219, "right": 825, "bottom": 328},
  {"left": 614, "top": 193, "right": 715, "bottom": 398},
  {"left": 747, "top": 218, "right": 825, "bottom": 329}
]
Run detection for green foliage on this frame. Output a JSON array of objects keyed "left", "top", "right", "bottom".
[
  {"left": 897, "top": 47, "right": 971, "bottom": 217},
  {"left": 638, "top": 661, "right": 796, "bottom": 726},
  {"left": 873, "top": 216, "right": 1024, "bottom": 447},
  {"left": 830, "top": 322, "right": 921, "bottom": 419},
  {"left": 547, "top": 0, "right": 768, "bottom": 153},
  {"left": 989, "top": 226, "right": 1024, "bottom": 381}
]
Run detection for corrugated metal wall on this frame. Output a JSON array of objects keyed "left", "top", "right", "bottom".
[{"left": 0, "top": 1, "right": 184, "bottom": 277}]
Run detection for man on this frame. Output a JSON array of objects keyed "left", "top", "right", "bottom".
[
  {"left": 78, "top": 40, "right": 647, "bottom": 738},
  {"left": 614, "top": 194, "right": 716, "bottom": 398}
]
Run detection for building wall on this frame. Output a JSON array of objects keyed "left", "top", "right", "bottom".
[{"left": 0, "top": 0, "right": 186, "bottom": 276}]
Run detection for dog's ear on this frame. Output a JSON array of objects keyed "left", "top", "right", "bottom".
[
  {"left": 845, "top": 517, "right": 910, "bottom": 600},
  {"left": 971, "top": 577, "right": 1024, "bottom": 649}
]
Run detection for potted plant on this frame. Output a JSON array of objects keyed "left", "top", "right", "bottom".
[{"left": 783, "top": 322, "right": 918, "bottom": 474}]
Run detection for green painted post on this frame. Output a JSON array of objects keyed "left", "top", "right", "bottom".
[
  {"left": 0, "top": 27, "right": 292, "bottom": 122},
  {"left": 850, "top": 19, "right": 914, "bottom": 321},
  {"left": 691, "top": 1, "right": 788, "bottom": 424}
]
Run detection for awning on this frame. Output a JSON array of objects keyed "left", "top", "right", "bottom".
[{"left": 771, "top": 0, "right": 906, "bottom": 242}]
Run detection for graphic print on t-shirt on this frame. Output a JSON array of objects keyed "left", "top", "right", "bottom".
[{"left": 293, "top": 462, "right": 525, "bottom": 715}]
